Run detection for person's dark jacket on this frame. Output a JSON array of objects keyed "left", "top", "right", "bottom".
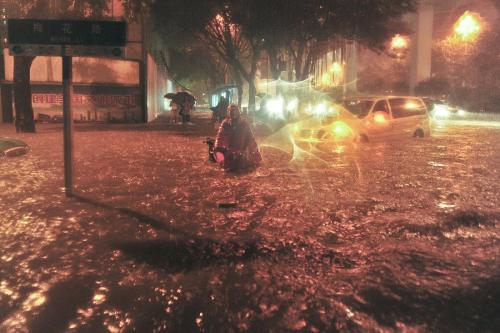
[{"left": 214, "top": 117, "right": 262, "bottom": 170}]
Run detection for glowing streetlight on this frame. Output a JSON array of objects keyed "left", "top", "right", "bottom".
[
  {"left": 389, "top": 34, "right": 409, "bottom": 59},
  {"left": 391, "top": 34, "right": 408, "bottom": 50},
  {"left": 453, "top": 11, "right": 481, "bottom": 42}
]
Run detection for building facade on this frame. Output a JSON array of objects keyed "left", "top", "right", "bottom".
[{"left": 0, "top": 0, "right": 174, "bottom": 123}]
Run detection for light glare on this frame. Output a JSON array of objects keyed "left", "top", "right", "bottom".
[
  {"left": 454, "top": 11, "right": 481, "bottom": 41},
  {"left": 433, "top": 104, "right": 451, "bottom": 118},
  {"left": 266, "top": 97, "right": 285, "bottom": 119},
  {"left": 391, "top": 34, "right": 408, "bottom": 49}
]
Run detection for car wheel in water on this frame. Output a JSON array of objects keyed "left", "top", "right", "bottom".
[{"left": 413, "top": 128, "right": 425, "bottom": 138}]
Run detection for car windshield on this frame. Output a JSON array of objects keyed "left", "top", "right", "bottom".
[{"left": 342, "top": 99, "right": 374, "bottom": 118}]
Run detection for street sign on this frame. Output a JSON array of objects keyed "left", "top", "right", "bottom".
[
  {"left": 7, "top": 19, "right": 127, "bottom": 46},
  {"left": 7, "top": 19, "right": 126, "bottom": 58}
]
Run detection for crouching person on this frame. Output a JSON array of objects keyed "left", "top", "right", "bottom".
[{"left": 213, "top": 104, "right": 262, "bottom": 172}]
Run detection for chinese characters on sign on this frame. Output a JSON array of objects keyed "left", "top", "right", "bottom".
[
  {"left": 8, "top": 19, "right": 126, "bottom": 57},
  {"left": 32, "top": 94, "right": 138, "bottom": 107},
  {"left": 8, "top": 19, "right": 127, "bottom": 46}
]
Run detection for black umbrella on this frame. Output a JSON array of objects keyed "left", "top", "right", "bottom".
[
  {"left": 175, "top": 92, "right": 196, "bottom": 105},
  {"left": 164, "top": 93, "right": 177, "bottom": 99},
  {"left": 164, "top": 92, "right": 196, "bottom": 106}
]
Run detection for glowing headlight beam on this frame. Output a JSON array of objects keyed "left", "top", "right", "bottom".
[
  {"left": 265, "top": 96, "right": 285, "bottom": 119},
  {"left": 433, "top": 104, "right": 451, "bottom": 118},
  {"left": 331, "top": 121, "right": 351, "bottom": 138},
  {"left": 286, "top": 98, "right": 299, "bottom": 112}
]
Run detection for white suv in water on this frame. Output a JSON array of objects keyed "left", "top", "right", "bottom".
[{"left": 342, "top": 96, "right": 431, "bottom": 142}]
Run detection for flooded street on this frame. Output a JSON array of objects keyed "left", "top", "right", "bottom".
[{"left": 1, "top": 114, "right": 499, "bottom": 332}]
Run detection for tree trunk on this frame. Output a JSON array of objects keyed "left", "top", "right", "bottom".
[
  {"left": 266, "top": 47, "right": 281, "bottom": 80},
  {"left": 245, "top": 48, "right": 261, "bottom": 114},
  {"left": 294, "top": 42, "right": 305, "bottom": 81},
  {"left": 300, "top": 51, "right": 314, "bottom": 81},
  {"left": 248, "top": 79, "right": 256, "bottom": 113},
  {"left": 231, "top": 67, "right": 244, "bottom": 108},
  {"left": 13, "top": 56, "right": 36, "bottom": 132}
]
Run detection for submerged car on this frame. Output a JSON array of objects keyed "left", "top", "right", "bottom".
[
  {"left": 342, "top": 96, "right": 431, "bottom": 142},
  {"left": 286, "top": 103, "right": 360, "bottom": 147}
]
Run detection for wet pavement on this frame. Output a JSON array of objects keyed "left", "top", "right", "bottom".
[{"left": 1, "top": 113, "right": 499, "bottom": 332}]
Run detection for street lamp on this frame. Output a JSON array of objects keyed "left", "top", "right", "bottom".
[
  {"left": 389, "top": 34, "right": 409, "bottom": 59},
  {"left": 453, "top": 11, "right": 481, "bottom": 42},
  {"left": 391, "top": 34, "right": 408, "bottom": 50},
  {"left": 439, "top": 11, "right": 484, "bottom": 63}
]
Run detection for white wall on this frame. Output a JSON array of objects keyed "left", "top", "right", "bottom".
[{"left": 146, "top": 53, "right": 167, "bottom": 121}]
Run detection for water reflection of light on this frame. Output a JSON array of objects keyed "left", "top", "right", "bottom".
[
  {"left": 437, "top": 202, "right": 456, "bottom": 209},
  {"left": 1, "top": 255, "right": 13, "bottom": 262},
  {"left": 77, "top": 307, "right": 94, "bottom": 318},
  {"left": 25, "top": 290, "right": 46, "bottom": 310},
  {"left": 196, "top": 312, "right": 204, "bottom": 327},
  {"left": 0, "top": 280, "right": 17, "bottom": 298},
  {"left": 93, "top": 286, "right": 108, "bottom": 305}
]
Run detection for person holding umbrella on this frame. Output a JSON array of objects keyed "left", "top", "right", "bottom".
[
  {"left": 176, "top": 91, "right": 196, "bottom": 125},
  {"left": 165, "top": 91, "right": 196, "bottom": 125}
]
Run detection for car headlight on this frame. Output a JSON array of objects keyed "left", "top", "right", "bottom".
[
  {"left": 331, "top": 121, "right": 351, "bottom": 138},
  {"left": 433, "top": 104, "right": 450, "bottom": 118},
  {"left": 265, "top": 97, "right": 285, "bottom": 119}
]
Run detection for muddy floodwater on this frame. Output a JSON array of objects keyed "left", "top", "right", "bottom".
[{"left": 1, "top": 114, "right": 499, "bottom": 332}]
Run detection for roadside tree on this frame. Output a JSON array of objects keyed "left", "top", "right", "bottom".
[{"left": 133, "top": 0, "right": 416, "bottom": 112}]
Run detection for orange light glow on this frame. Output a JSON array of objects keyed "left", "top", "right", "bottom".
[
  {"left": 454, "top": 11, "right": 481, "bottom": 42},
  {"left": 391, "top": 34, "right": 408, "bottom": 50},
  {"left": 331, "top": 121, "right": 351, "bottom": 137},
  {"left": 404, "top": 101, "right": 419, "bottom": 109}
]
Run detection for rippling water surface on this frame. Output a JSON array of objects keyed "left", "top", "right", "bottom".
[{"left": 1, "top": 115, "right": 499, "bottom": 332}]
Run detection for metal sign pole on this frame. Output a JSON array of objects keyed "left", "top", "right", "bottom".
[{"left": 62, "top": 50, "right": 74, "bottom": 197}]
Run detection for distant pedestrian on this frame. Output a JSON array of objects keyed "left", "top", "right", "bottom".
[
  {"left": 180, "top": 95, "right": 195, "bottom": 125},
  {"left": 170, "top": 100, "right": 181, "bottom": 124},
  {"left": 213, "top": 97, "right": 228, "bottom": 122},
  {"left": 213, "top": 104, "right": 262, "bottom": 172}
]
